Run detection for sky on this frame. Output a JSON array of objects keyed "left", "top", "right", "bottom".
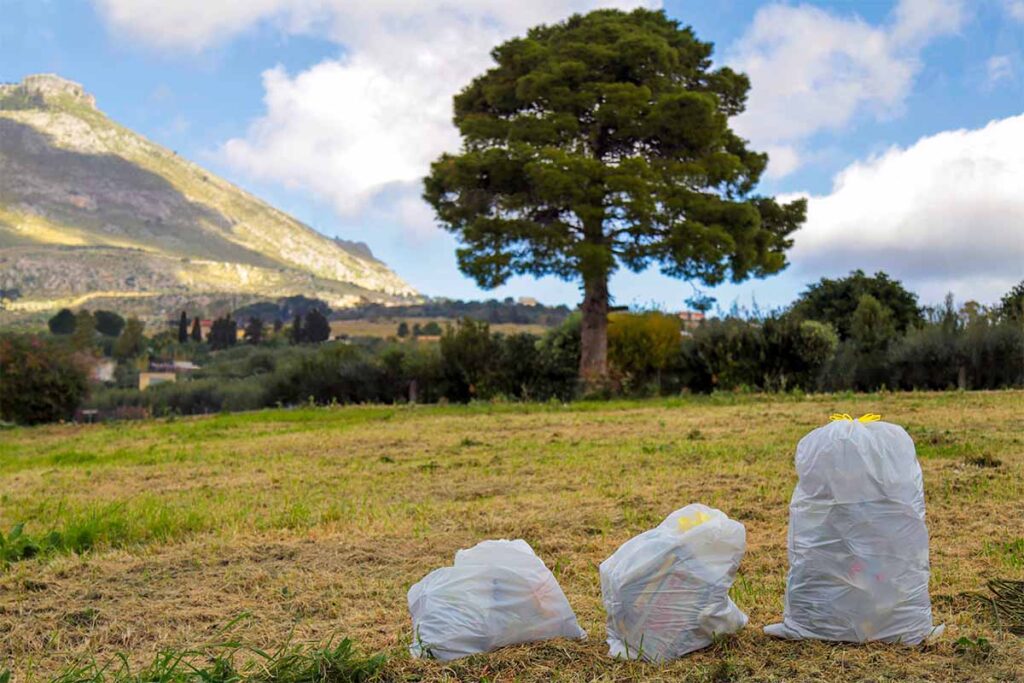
[{"left": 1, "top": 0, "right": 1022, "bottom": 312}]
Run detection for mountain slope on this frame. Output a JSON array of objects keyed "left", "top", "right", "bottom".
[{"left": 0, "top": 74, "right": 417, "bottom": 319}]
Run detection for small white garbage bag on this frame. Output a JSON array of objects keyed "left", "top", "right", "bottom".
[
  {"left": 765, "top": 415, "right": 941, "bottom": 644},
  {"left": 600, "top": 504, "right": 748, "bottom": 661},
  {"left": 408, "top": 539, "right": 586, "bottom": 660}
]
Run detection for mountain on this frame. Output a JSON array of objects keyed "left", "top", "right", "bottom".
[{"left": 0, "top": 74, "right": 417, "bottom": 323}]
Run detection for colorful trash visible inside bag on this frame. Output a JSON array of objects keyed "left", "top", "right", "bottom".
[
  {"left": 765, "top": 414, "right": 943, "bottom": 644},
  {"left": 600, "top": 504, "right": 748, "bottom": 662},
  {"left": 408, "top": 539, "right": 586, "bottom": 661}
]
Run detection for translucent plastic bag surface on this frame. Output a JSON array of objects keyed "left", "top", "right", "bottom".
[
  {"left": 408, "top": 539, "right": 586, "bottom": 660},
  {"left": 765, "top": 416, "right": 941, "bottom": 644},
  {"left": 600, "top": 504, "right": 748, "bottom": 661}
]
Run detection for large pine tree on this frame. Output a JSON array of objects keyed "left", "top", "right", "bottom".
[{"left": 425, "top": 8, "right": 805, "bottom": 387}]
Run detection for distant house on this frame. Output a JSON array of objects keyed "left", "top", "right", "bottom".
[
  {"left": 677, "top": 310, "right": 706, "bottom": 333},
  {"left": 89, "top": 358, "right": 117, "bottom": 383},
  {"left": 139, "top": 372, "right": 176, "bottom": 390},
  {"left": 517, "top": 296, "right": 539, "bottom": 306},
  {"left": 149, "top": 360, "right": 199, "bottom": 373}
]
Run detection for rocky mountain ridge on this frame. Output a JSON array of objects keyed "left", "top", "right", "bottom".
[{"left": 0, "top": 74, "right": 417, "bottom": 322}]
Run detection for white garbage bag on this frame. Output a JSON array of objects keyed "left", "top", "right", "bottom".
[
  {"left": 408, "top": 539, "right": 586, "bottom": 660},
  {"left": 765, "top": 415, "right": 941, "bottom": 644},
  {"left": 600, "top": 504, "right": 748, "bottom": 661}
]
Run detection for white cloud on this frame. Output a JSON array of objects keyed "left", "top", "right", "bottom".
[
  {"left": 790, "top": 114, "right": 1024, "bottom": 304},
  {"left": 728, "top": 0, "right": 965, "bottom": 178},
  {"left": 95, "top": 0, "right": 658, "bottom": 224},
  {"left": 986, "top": 54, "right": 1014, "bottom": 87},
  {"left": 1005, "top": 0, "right": 1024, "bottom": 22},
  {"left": 92, "top": 0, "right": 301, "bottom": 51}
]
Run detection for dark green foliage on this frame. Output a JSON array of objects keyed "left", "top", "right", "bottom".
[
  {"left": 397, "top": 321, "right": 410, "bottom": 338},
  {"left": 94, "top": 310, "right": 126, "bottom": 337},
  {"left": 209, "top": 316, "right": 238, "bottom": 351},
  {"left": 999, "top": 280, "right": 1024, "bottom": 323},
  {"left": 335, "top": 298, "right": 572, "bottom": 325},
  {"left": 488, "top": 333, "right": 546, "bottom": 400},
  {"left": 264, "top": 345, "right": 393, "bottom": 406},
  {"left": 48, "top": 307, "right": 76, "bottom": 335},
  {"left": 439, "top": 318, "right": 499, "bottom": 401},
  {"left": 191, "top": 316, "right": 202, "bottom": 342},
  {"left": 0, "top": 523, "right": 41, "bottom": 566},
  {"left": 420, "top": 321, "right": 443, "bottom": 336},
  {"left": 244, "top": 316, "right": 264, "bottom": 345},
  {"left": 234, "top": 295, "right": 333, "bottom": 323},
  {"left": 680, "top": 317, "right": 766, "bottom": 392},
  {"left": 304, "top": 309, "right": 331, "bottom": 343},
  {"left": 290, "top": 314, "right": 303, "bottom": 345},
  {"left": 889, "top": 299, "right": 1024, "bottom": 390},
  {"left": 680, "top": 314, "right": 837, "bottom": 392},
  {"left": 792, "top": 270, "right": 923, "bottom": 339},
  {"left": 760, "top": 317, "right": 838, "bottom": 391},
  {"left": 850, "top": 293, "right": 898, "bottom": 353},
  {"left": 177, "top": 311, "right": 189, "bottom": 343},
  {"left": 0, "top": 334, "right": 88, "bottom": 424},
  {"left": 113, "top": 317, "right": 146, "bottom": 360},
  {"left": 424, "top": 8, "right": 804, "bottom": 381},
  {"left": 71, "top": 310, "right": 97, "bottom": 350}
]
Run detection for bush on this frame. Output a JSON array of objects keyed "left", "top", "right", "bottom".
[
  {"left": 680, "top": 318, "right": 764, "bottom": 392},
  {"left": 439, "top": 318, "right": 499, "bottom": 402},
  {"left": 608, "top": 312, "right": 682, "bottom": 394},
  {"left": 0, "top": 335, "right": 89, "bottom": 424},
  {"left": 681, "top": 314, "right": 837, "bottom": 393}
]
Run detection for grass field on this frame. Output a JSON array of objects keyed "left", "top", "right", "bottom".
[
  {"left": 329, "top": 318, "right": 549, "bottom": 339},
  {"left": 2, "top": 391, "right": 1023, "bottom": 681}
]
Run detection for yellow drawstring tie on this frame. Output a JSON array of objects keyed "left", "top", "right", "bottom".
[
  {"left": 829, "top": 413, "right": 881, "bottom": 423},
  {"left": 678, "top": 510, "right": 711, "bottom": 532}
]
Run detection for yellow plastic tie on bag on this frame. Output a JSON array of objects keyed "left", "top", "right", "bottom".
[
  {"left": 678, "top": 510, "right": 711, "bottom": 533},
  {"left": 829, "top": 413, "right": 881, "bottom": 423}
]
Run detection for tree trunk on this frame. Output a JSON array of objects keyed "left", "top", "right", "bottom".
[{"left": 579, "top": 272, "right": 609, "bottom": 390}]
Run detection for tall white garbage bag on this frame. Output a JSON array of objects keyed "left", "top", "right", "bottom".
[
  {"left": 765, "top": 414, "right": 941, "bottom": 644},
  {"left": 408, "top": 539, "right": 586, "bottom": 660},
  {"left": 600, "top": 504, "right": 748, "bottom": 661}
]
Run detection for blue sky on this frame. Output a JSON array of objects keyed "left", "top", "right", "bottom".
[{"left": 2, "top": 0, "right": 1022, "bottom": 311}]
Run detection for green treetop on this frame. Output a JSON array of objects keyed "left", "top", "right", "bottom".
[{"left": 424, "top": 8, "right": 805, "bottom": 387}]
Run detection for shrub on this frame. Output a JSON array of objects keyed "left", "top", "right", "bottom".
[
  {"left": 0, "top": 334, "right": 89, "bottom": 424},
  {"left": 608, "top": 312, "right": 682, "bottom": 393},
  {"left": 487, "top": 333, "right": 544, "bottom": 400},
  {"left": 94, "top": 310, "right": 126, "bottom": 337},
  {"left": 439, "top": 318, "right": 499, "bottom": 402},
  {"left": 47, "top": 308, "right": 76, "bottom": 335}
]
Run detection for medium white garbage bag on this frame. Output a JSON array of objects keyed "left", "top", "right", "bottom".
[
  {"left": 600, "top": 504, "right": 748, "bottom": 661},
  {"left": 408, "top": 539, "right": 586, "bottom": 660},
  {"left": 765, "top": 415, "right": 941, "bottom": 644}
]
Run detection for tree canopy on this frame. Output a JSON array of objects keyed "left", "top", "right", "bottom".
[
  {"left": 48, "top": 308, "right": 76, "bottom": 335},
  {"left": 424, "top": 8, "right": 804, "bottom": 384},
  {"left": 791, "top": 270, "right": 922, "bottom": 340},
  {"left": 95, "top": 310, "right": 126, "bottom": 338}
]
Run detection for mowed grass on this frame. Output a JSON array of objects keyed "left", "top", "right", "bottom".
[{"left": 1, "top": 392, "right": 1023, "bottom": 681}]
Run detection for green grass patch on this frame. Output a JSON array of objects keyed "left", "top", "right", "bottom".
[
  {"left": 43, "top": 624, "right": 386, "bottom": 683},
  {"left": 984, "top": 538, "right": 1024, "bottom": 570}
]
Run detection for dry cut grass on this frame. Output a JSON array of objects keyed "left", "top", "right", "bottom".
[{"left": 1, "top": 391, "right": 1023, "bottom": 681}]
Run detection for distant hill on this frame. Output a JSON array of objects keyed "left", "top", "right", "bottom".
[{"left": 0, "top": 74, "right": 417, "bottom": 323}]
